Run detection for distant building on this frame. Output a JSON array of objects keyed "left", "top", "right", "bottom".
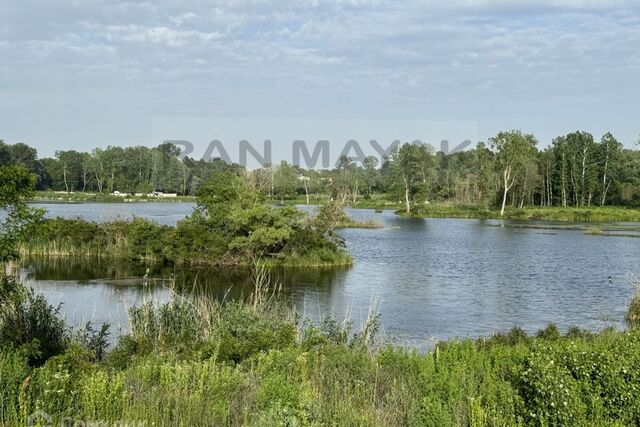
[{"left": 150, "top": 191, "right": 178, "bottom": 198}]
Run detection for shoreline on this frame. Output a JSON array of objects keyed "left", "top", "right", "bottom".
[{"left": 31, "top": 194, "right": 640, "bottom": 223}]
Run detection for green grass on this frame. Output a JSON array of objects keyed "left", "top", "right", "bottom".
[
  {"left": 335, "top": 218, "right": 384, "bottom": 229},
  {"left": 272, "top": 194, "right": 640, "bottom": 223},
  {"left": 258, "top": 252, "right": 353, "bottom": 268},
  {"left": 3, "top": 281, "right": 640, "bottom": 426},
  {"left": 407, "top": 204, "right": 640, "bottom": 222}
]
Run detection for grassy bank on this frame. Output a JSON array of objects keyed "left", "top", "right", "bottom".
[
  {"left": 31, "top": 188, "right": 640, "bottom": 223},
  {"left": 32, "top": 190, "right": 196, "bottom": 203},
  {"left": 275, "top": 193, "right": 640, "bottom": 223},
  {"left": 271, "top": 194, "right": 401, "bottom": 210},
  {"left": 2, "top": 276, "right": 640, "bottom": 426},
  {"left": 335, "top": 218, "right": 384, "bottom": 229},
  {"left": 406, "top": 205, "right": 640, "bottom": 222}
]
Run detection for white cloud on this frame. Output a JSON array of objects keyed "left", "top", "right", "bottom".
[{"left": 0, "top": 0, "right": 638, "bottom": 150}]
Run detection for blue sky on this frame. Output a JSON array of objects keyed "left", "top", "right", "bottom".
[{"left": 1, "top": 0, "right": 639, "bottom": 158}]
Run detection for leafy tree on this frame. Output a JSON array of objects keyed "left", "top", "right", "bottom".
[
  {"left": 55, "top": 150, "right": 84, "bottom": 192},
  {"left": 565, "top": 131, "right": 597, "bottom": 206},
  {"left": 362, "top": 155, "right": 380, "bottom": 197},
  {"left": 0, "top": 165, "right": 42, "bottom": 264},
  {"left": 273, "top": 161, "right": 298, "bottom": 203},
  {"left": 551, "top": 136, "right": 570, "bottom": 207},
  {"left": 0, "top": 140, "right": 10, "bottom": 165},
  {"left": 471, "top": 142, "right": 495, "bottom": 205},
  {"left": 597, "top": 133, "right": 622, "bottom": 206},
  {"left": 387, "top": 143, "right": 434, "bottom": 213},
  {"left": 490, "top": 130, "right": 538, "bottom": 216}
]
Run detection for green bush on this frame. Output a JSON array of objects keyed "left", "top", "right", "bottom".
[
  {"left": 0, "top": 276, "right": 68, "bottom": 366},
  {"left": 536, "top": 323, "right": 562, "bottom": 341},
  {"left": 627, "top": 284, "right": 640, "bottom": 328}
]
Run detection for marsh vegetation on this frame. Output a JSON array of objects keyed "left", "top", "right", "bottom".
[
  {"left": 3, "top": 273, "right": 640, "bottom": 426},
  {"left": 18, "top": 171, "right": 353, "bottom": 268}
]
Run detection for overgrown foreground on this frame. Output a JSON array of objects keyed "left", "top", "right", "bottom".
[{"left": 2, "top": 278, "right": 640, "bottom": 426}]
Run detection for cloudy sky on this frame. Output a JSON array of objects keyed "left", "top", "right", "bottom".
[{"left": 1, "top": 0, "right": 639, "bottom": 158}]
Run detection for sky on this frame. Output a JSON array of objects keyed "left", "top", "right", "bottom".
[{"left": 1, "top": 0, "right": 639, "bottom": 160}]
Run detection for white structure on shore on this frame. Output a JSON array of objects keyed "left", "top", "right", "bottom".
[{"left": 111, "top": 191, "right": 178, "bottom": 198}]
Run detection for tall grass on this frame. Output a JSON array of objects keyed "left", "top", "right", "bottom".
[{"left": 4, "top": 273, "right": 640, "bottom": 425}]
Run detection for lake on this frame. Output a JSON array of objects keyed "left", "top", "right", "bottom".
[{"left": 17, "top": 202, "right": 640, "bottom": 347}]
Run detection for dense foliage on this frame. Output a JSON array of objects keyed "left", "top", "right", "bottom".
[
  {"left": 2, "top": 278, "right": 640, "bottom": 426},
  {"left": 0, "top": 165, "right": 43, "bottom": 263},
  {"left": 19, "top": 171, "right": 351, "bottom": 267},
  {"left": 2, "top": 130, "right": 640, "bottom": 211}
]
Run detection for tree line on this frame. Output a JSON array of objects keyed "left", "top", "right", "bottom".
[{"left": 1, "top": 130, "right": 639, "bottom": 212}]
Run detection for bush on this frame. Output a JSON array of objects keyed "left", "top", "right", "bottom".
[
  {"left": 536, "top": 323, "right": 562, "bottom": 341},
  {"left": 626, "top": 282, "right": 640, "bottom": 328},
  {"left": 0, "top": 277, "right": 68, "bottom": 366},
  {"left": 23, "top": 345, "right": 95, "bottom": 418},
  {"left": 75, "top": 322, "right": 111, "bottom": 362}
]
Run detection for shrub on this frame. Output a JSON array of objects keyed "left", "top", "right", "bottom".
[
  {"left": 478, "top": 326, "right": 529, "bottom": 348},
  {"left": 536, "top": 323, "right": 562, "bottom": 341},
  {"left": 75, "top": 322, "right": 111, "bottom": 362},
  {"left": 626, "top": 281, "right": 640, "bottom": 328},
  {"left": 0, "top": 277, "right": 68, "bottom": 366}
]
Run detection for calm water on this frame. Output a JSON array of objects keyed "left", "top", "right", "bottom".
[{"left": 19, "top": 202, "right": 640, "bottom": 346}]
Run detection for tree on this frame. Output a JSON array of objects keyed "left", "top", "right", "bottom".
[
  {"left": 334, "top": 155, "right": 356, "bottom": 203},
  {"left": 298, "top": 174, "right": 312, "bottom": 205},
  {"left": 490, "top": 130, "right": 538, "bottom": 216},
  {"left": 273, "top": 161, "right": 298, "bottom": 203},
  {"left": 565, "top": 131, "right": 597, "bottom": 206},
  {"left": 90, "top": 148, "right": 106, "bottom": 193},
  {"left": 188, "top": 170, "right": 322, "bottom": 265},
  {"left": 471, "top": 142, "right": 495, "bottom": 205},
  {"left": 387, "top": 143, "right": 433, "bottom": 213},
  {"left": 551, "top": 137, "right": 569, "bottom": 207},
  {"left": 597, "top": 133, "right": 622, "bottom": 206},
  {"left": 539, "top": 148, "right": 555, "bottom": 207},
  {"left": 55, "top": 150, "right": 84, "bottom": 193},
  {"left": 80, "top": 152, "right": 93, "bottom": 192},
  {"left": 0, "top": 140, "right": 10, "bottom": 165},
  {"left": 0, "top": 165, "right": 42, "bottom": 264},
  {"left": 362, "top": 155, "right": 380, "bottom": 196}
]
